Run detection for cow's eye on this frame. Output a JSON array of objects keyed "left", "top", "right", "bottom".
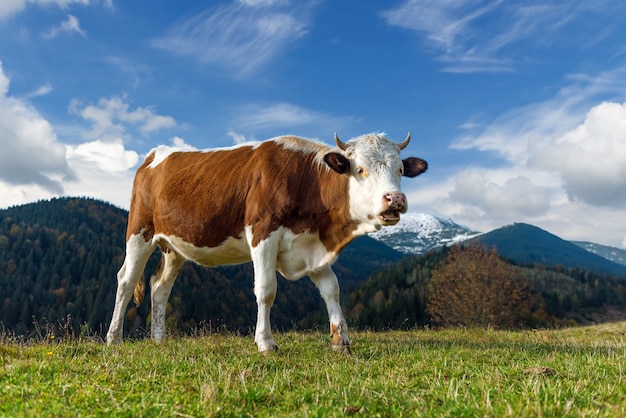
[
  {"left": 356, "top": 167, "right": 365, "bottom": 176},
  {"left": 398, "top": 168, "right": 404, "bottom": 176}
]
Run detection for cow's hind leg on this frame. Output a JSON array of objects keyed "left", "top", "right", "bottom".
[
  {"left": 150, "top": 248, "right": 185, "bottom": 343},
  {"left": 246, "top": 227, "right": 280, "bottom": 354},
  {"left": 310, "top": 266, "right": 351, "bottom": 353},
  {"left": 107, "top": 233, "right": 155, "bottom": 344}
]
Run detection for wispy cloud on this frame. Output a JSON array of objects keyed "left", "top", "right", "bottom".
[
  {"left": 152, "top": 0, "right": 318, "bottom": 78},
  {"left": 23, "top": 83, "right": 53, "bottom": 98},
  {"left": 381, "top": 0, "right": 623, "bottom": 73},
  {"left": 44, "top": 14, "right": 86, "bottom": 38},
  {"left": 230, "top": 101, "right": 360, "bottom": 141},
  {"left": 0, "top": 0, "right": 90, "bottom": 21}
]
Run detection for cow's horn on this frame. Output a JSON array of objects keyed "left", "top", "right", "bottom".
[
  {"left": 334, "top": 133, "right": 349, "bottom": 151},
  {"left": 398, "top": 132, "right": 411, "bottom": 150}
]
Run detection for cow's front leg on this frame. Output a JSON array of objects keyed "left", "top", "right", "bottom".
[
  {"left": 310, "top": 266, "right": 351, "bottom": 353},
  {"left": 246, "top": 227, "right": 279, "bottom": 354},
  {"left": 253, "top": 271, "right": 278, "bottom": 353}
]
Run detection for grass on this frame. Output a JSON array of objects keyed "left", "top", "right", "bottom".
[{"left": 1, "top": 322, "right": 625, "bottom": 417}]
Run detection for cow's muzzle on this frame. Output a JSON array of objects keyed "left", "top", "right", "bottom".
[{"left": 378, "top": 192, "right": 407, "bottom": 225}]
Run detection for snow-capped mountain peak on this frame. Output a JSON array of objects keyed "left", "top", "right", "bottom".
[{"left": 369, "top": 213, "right": 481, "bottom": 254}]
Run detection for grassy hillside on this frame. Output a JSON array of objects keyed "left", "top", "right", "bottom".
[{"left": 2, "top": 323, "right": 625, "bottom": 417}]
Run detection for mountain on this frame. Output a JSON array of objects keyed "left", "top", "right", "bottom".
[
  {"left": 472, "top": 223, "right": 626, "bottom": 278},
  {"left": 572, "top": 241, "right": 626, "bottom": 267},
  {"left": 369, "top": 213, "right": 481, "bottom": 254},
  {"left": 0, "top": 197, "right": 402, "bottom": 337}
]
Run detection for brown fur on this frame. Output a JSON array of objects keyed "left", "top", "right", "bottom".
[{"left": 127, "top": 138, "right": 358, "bottom": 255}]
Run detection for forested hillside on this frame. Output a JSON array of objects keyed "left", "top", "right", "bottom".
[
  {"left": 343, "top": 245, "right": 626, "bottom": 330},
  {"left": 2, "top": 197, "right": 625, "bottom": 339},
  {"left": 0, "top": 197, "right": 402, "bottom": 337},
  {"left": 473, "top": 223, "right": 626, "bottom": 277}
]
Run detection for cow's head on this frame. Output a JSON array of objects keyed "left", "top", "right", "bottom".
[{"left": 324, "top": 132, "right": 427, "bottom": 230}]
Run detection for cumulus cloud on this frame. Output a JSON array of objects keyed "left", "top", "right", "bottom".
[
  {"left": 0, "top": 61, "right": 179, "bottom": 210},
  {"left": 530, "top": 101, "right": 626, "bottom": 207},
  {"left": 449, "top": 169, "right": 552, "bottom": 220},
  {"left": 69, "top": 96, "right": 176, "bottom": 141},
  {"left": 66, "top": 139, "right": 139, "bottom": 173},
  {"left": 0, "top": 60, "right": 74, "bottom": 193},
  {"left": 171, "top": 136, "right": 197, "bottom": 151},
  {"left": 152, "top": 1, "right": 316, "bottom": 78},
  {"left": 409, "top": 65, "right": 626, "bottom": 247}
]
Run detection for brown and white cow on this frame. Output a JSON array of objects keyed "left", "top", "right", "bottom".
[{"left": 106, "top": 132, "right": 427, "bottom": 353}]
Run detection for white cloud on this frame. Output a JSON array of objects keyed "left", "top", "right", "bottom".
[
  {"left": 237, "top": 102, "right": 315, "bottom": 130},
  {"left": 152, "top": 1, "right": 316, "bottom": 78},
  {"left": 530, "top": 101, "right": 626, "bottom": 208},
  {"left": 0, "top": 61, "right": 179, "bottom": 210},
  {"left": 0, "top": 60, "right": 73, "bottom": 193},
  {"left": 232, "top": 102, "right": 358, "bottom": 138},
  {"left": 171, "top": 136, "right": 197, "bottom": 151},
  {"left": 227, "top": 130, "right": 247, "bottom": 145},
  {"left": 69, "top": 96, "right": 176, "bottom": 141},
  {"left": 0, "top": 0, "right": 90, "bottom": 21},
  {"left": 44, "top": 14, "right": 86, "bottom": 38},
  {"left": 401, "top": 65, "right": 626, "bottom": 247},
  {"left": 381, "top": 0, "right": 623, "bottom": 73},
  {"left": 449, "top": 169, "right": 552, "bottom": 220},
  {"left": 66, "top": 138, "right": 138, "bottom": 173},
  {"left": 0, "top": 0, "right": 26, "bottom": 21},
  {"left": 23, "top": 83, "right": 53, "bottom": 98}
]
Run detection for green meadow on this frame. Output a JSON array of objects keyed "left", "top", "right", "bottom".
[{"left": 2, "top": 322, "right": 625, "bottom": 417}]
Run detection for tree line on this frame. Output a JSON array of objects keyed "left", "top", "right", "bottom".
[{"left": 1, "top": 197, "right": 625, "bottom": 339}]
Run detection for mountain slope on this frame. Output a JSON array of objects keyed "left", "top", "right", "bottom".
[
  {"left": 473, "top": 223, "right": 626, "bottom": 277},
  {"left": 370, "top": 213, "right": 480, "bottom": 254},
  {"left": 572, "top": 241, "right": 626, "bottom": 267}
]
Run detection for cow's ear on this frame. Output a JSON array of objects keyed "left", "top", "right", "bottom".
[
  {"left": 403, "top": 157, "right": 428, "bottom": 178},
  {"left": 324, "top": 152, "right": 351, "bottom": 174}
]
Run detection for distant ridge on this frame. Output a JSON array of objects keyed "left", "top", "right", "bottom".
[
  {"left": 370, "top": 213, "right": 480, "bottom": 254},
  {"left": 572, "top": 241, "right": 626, "bottom": 267},
  {"left": 473, "top": 223, "right": 626, "bottom": 277}
]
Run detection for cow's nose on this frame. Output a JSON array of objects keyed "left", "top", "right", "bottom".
[{"left": 384, "top": 192, "right": 407, "bottom": 211}]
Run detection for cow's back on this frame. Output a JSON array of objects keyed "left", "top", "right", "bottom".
[{"left": 126, "top": 138, "right": 354, "bottom": 253}]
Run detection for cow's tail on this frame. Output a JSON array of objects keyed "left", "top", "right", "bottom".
[
  {"left": 133, "top": 275, "right": 145, "bottom": 307},
  {"left": 133, "top": 256, "right": 164, "bottom": 307}
]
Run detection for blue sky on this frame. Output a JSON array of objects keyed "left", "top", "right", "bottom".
[{"left": 1, "top": 0, "right": 626, "bottom": 248}]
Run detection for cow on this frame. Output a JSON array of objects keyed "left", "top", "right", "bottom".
[{"left": 106, "top": 132, "right": 428, "bottom": 353}]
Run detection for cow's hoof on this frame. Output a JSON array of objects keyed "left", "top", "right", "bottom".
[
  {"left": 332, "top": 343, "right": 351, "bottom": 354},
  {"left": 257, "top": 340, "right": 279, "bottom": 354},
  {"left": 260, "top": 347, "right": 279, "bottom": 357}
]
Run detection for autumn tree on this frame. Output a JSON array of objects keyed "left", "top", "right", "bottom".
[{"left": 426, "top": 245, "right": 532, "bottom": 329}]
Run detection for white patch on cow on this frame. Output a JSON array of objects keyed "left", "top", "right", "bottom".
[
  {"left": 274, "top": 135, "right": 333, "bottom": 167},
  {"left": 154, "top": 232, "right": 250, "bottom": 266},
  {"left": 146, "top": 142, "right": 261, "bottom": 169},
  {"left": 147, "top": 145, "right": 181, "bottom": 169},
  {"left": 275, "top": 227, "right": 338, "bottom": 280}
]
